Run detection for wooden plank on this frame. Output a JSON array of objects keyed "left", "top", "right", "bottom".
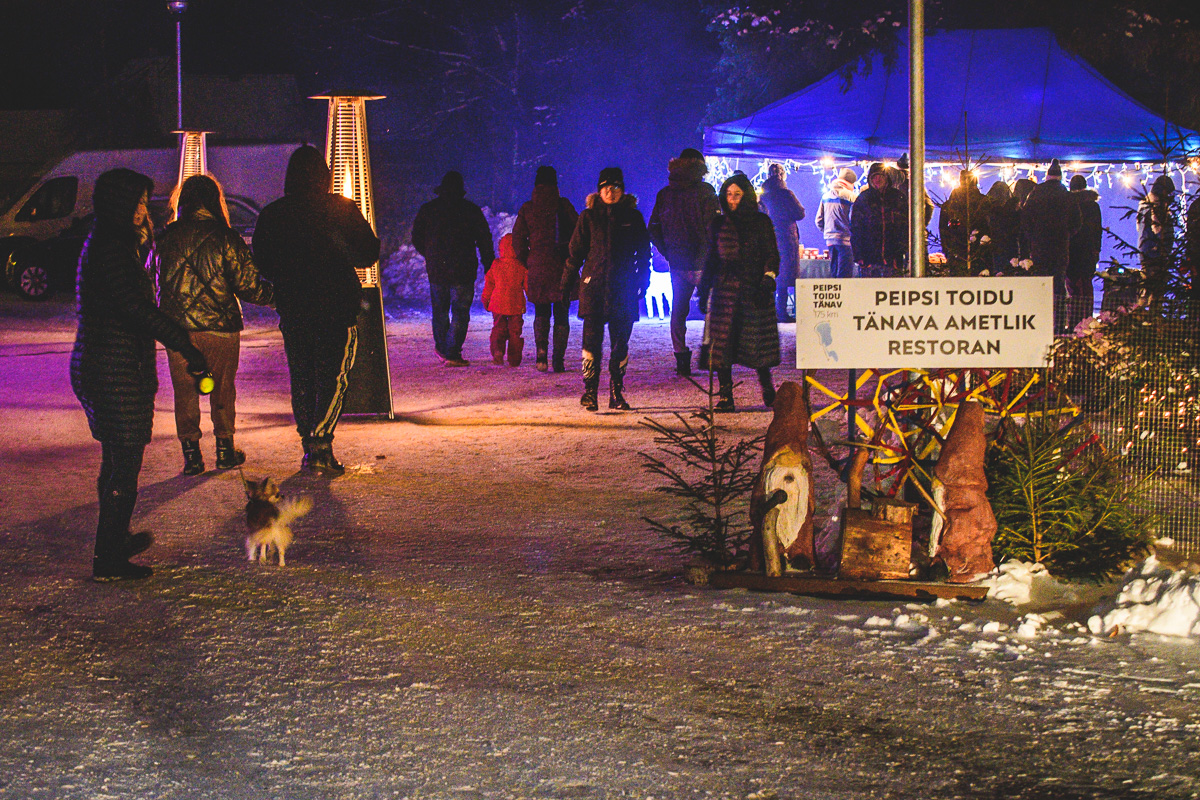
[
  {"left": 840, "top": 508, "right": 912, "bottom": 581},
  {"left": 707, "top": 570, "right": 989, "bottom": 602}
]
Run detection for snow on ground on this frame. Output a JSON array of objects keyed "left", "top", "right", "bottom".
[{"left": 3, "top": 297, "right": 1200, "bottom": 799}]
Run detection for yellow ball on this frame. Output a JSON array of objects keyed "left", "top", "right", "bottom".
[{"left": 197, "top": 375, "right": 215, "bottom": 395}]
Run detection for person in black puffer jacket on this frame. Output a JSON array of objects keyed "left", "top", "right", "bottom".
[
  {"left": 852, "top": 162, "right": 910, "bottom": 277},
  {"left": 757, "top": 163, "right": 805, "bottom": 321},
  {"left": 698, "top": 173, "right": 781, "bottom": 412},
  {"left": 71, "top": 168, "right": 210, "bottom": 581},
  {"left": 1066, "top": 175, "right": 1102, "bottom": 330},
  {"left": 562, "top": 167, "right": 650, "bottom": 412},
  {"left": 411, "top": 170, "right": 496, "bottom": 366},
  {"left": 156, "top": 174, "right": 274, "bottom": 475},
  {"left": 252, "top": 145, "right": 381, "bottom": 474}
]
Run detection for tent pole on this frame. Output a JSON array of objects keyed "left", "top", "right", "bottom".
[{"left": 908, "top": 0, "right": 927, "bottom": 278}]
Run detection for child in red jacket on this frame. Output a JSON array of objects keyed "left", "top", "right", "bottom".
[{"left": 482, "top": 233, "right": 528, "bottom": 366}]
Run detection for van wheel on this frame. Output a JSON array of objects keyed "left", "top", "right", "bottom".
[{"left": 14, "top": 258, "right": 52, "bottom": 300}]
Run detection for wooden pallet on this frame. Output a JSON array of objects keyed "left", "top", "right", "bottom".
[{"left": 707, "top": 570, "right": 989, "bottom": 602}]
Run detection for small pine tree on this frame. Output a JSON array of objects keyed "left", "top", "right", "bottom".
[
  {"left": 986, "top": 413, "right": 1155, "bottom": 580},
  {"left": 640, "top": 408, "right": 764, "bottom": 567}
]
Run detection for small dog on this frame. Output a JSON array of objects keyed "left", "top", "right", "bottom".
[{"left": 243, "top": 477, "right": 311, "bottom": 566}]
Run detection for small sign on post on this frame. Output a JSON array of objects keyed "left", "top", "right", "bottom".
[{"left": 795, "top": 277, "right": 1054, "bottom": 369}]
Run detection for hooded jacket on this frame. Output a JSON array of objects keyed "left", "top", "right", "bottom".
[
  {"left": 512, "top": 183, "right": 578, "bottom": 304},
  {"left": 1068, "top": 188, "right": 1102, "bottom": 280},
  {"left": 564, "top": 192, "right": 650, "bottom": 321},
  {"left": 758, "top": 171, "right": 806, "bottom": 278},
  {"left": 71, "top": 168, "right": 198, "bottom": 447},
  {"left": 252, "top": 147, "right": 380, "bottom": 328},
  {"left": 482, "top": 234, "right": 528, "bottom": 316},
  {"left": 938, "top": 177, "right": 991, "bottom": 269},
  {"left": 411, "top": 173, "right": 496, "bottom": 287},
  {"left": 155, "top": 210, "right": 274, "bottom": 332},
  {"left": 815, "top": 177, "right": 857, "bottom": 246},
  {"left": 985, "top": 181, "right": 1020, "bottom": 271},
  {"left": 647, "top": 156, "right": 720, "bottom": 273},
  {"left": 851, "top": 164, "right": 908, "bottom": 268},
  {"left": 1021, "top": 178, "right": 1082, "bottom": 277}
]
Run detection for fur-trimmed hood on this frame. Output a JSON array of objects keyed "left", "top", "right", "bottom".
[
  {"left": 667, "top": 157, "right": 707, "bottom": 186},
  {"left": 1072, "top": 188, "right": 1100, "bottom": 203},
  {"left": 585, "top": 192, "right": 639, "bottom": 210},
  {"left": 823, "top": 178, "right": 858, "bottom": 203}
]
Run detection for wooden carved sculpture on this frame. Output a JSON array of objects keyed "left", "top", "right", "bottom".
[
  {"left": 931, "top": 401, "right": 997, "bottom": 583},
  {"left": 750, "top": 381, "right": 816, "bottom": 575}
]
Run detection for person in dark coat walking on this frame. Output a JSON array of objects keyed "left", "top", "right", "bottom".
[
  {"left": 698, "top": 173, "right": 781, "bottom": 413},
  {"left": 985, "top": 180, "right": 1020, "bottom": 274},
  {"left": 411, "top": 171, "right": 496, "bottom": 367},
  {"left": 252, "top": 145, "right": 380, "bottom": 474},
  {"left": 155, "top": 174, "right": 274, "bottom": 475},
  {"left": 512, "top": 166, "right": 578, "bottom": 372},
  {"left": 852, "top": 162, "right": 909, "bottom": 277},
  {"left": 757, "top": 163, "right": 806, "bottom": 321},
  {"left": 1021, "top": 159, "right": 1081, "bottom": 328},
  {"left": 647, "top": 148, "right": 720, "bottom": 376},
  {"left": 1066, "top": 175, "right": 1102, "bottom": 330},
  {"left": 562, "top": 167, "right": 650, "bottom": 412},
  {"left": 938, "top": 170, "right": 991, "bottom": 273},
  {"left": 71, "top": 168, "right": 210, "bottom": 581}
]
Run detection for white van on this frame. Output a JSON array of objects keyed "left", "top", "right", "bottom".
[{"left": 1, "top": 143, "right": 301, "bottom": 298}]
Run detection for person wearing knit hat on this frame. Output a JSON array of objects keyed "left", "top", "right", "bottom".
[
  {"left": 512, "top": 165, "right": 579, "bottom": 372},
  {"left": 816, "top": 167, "right": 859, "bottom": 278},
  {"left": 1021, "top": 158, "right": 1082, "bottom": 331},
  {"left": 411, "top": 170, "right": 496, "bottom": 367},
  {"left": 648, "top": 146, "right": 719, "bottom": 376},
  {"left": 853, "top": 162, "right": 910, "bottom": 277},
  {"left": 561, "top": 167, "right": 650, "bottom": 412},
  {"left": 1067, "top": 174, "right": 1102, "bottom": 330}
]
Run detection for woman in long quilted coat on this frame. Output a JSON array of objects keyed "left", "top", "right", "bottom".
[
  {"left": 698, "top": 173, "right": 781, "bottom": 412},
  {"left": 71, "top": 168, "right": 209, "bottom": 581}
]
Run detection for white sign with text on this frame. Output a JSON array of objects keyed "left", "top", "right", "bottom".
[{"left": 794, "top": 277, "right": 1055, "bottom": 368}]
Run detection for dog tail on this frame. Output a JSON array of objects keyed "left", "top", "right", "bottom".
[{"left": 276, "top": 496, "right": 312, "bottom": 526}]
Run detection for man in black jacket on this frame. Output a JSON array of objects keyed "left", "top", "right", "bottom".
[
  {"left": 411, "top": 171, "right": 496, "bottom": 367},
  {"left": 1066, "top": 175, "right": 1102, "bottom": 330},
  {"left": 648, "top": 148, "right": 719, "bottom": 375},
  {"left": 252, "top": 145, "right": 380, "bottom": 474}
]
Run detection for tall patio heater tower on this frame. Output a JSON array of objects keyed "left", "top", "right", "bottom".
[
  {"left": 314, "top": 93, "right": 393, "bottom": 418},
  {"left": 176, "top": 130, "right": 208, "bottom": 181}
]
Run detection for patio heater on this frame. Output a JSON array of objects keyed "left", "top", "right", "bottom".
[
  {"left": 314, "top": 93, "right": 393, "bottom": 418},
  {"left": 176, "top": 130, "right": 208, "bottom": 181}
]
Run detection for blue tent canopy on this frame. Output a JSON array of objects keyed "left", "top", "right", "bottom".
[{"left": 704, "top": 28, "right": 1199, "bottom": 164}]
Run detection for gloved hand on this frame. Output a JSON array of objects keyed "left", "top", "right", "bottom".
[
  {"left": 758, "top": 275, "right": 777, "bottom": 309},
  {"left": 697, "top": 289, "right": 710, "bottom": 314},
  {"left": 182, "top": 344, "right": 208, "bottom": 378},
  {"left": 560, "top": 272, "right": 576, "bottom": 303}
]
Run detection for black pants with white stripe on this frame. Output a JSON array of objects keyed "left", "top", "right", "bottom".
[{"left": 279, "top": 320, "right": 358, "bottom": 442}]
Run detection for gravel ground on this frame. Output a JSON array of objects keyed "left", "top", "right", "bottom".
[{"left": 2, "top": 296, "right": 1199, "bottom": 800}]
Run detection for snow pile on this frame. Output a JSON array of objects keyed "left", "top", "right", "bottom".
[
  {"left": 1088, "top": 555, "right": 1200, "bottom": 638},
  {"left": 983, "top": 560, "right": 1082, "bottom": 607}
]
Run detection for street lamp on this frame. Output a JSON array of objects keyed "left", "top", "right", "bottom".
[{"left": 167, "top": 0, "right": 188, "bottom": 130}]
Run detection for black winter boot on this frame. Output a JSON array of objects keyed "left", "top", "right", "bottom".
[
  {"left": 580, "top": 352, "right": 600, "bottom": 412},
  {"left": 93, "top": 490, "right": 153, "bottom": 581},
  {"left": 301, "top": 437, "right": 317, "bottom": 471},
  {"left": 181, "top": 439, "right": 204, "bottom": 475},
  {"left": 306, "top": 438, "right": 346, "bottom": 476},
  {"left": 534, "top": 317, "right": 550, "bottom": 372},
  {"left": 715, "top": 368, "right": 736, "bottom": 413},
  {"left": 757, "top": 368, "right": 776, "bottom": 408},
  {"left": 674, "top": 350, "right": 692, "bottom": 377},
  {"left": 552, "top": 325, "right": 570, "bottom": 373},
  {"left": 609, "top": 363, "right": 631, "bottom": 411},
  {"left": 215, "top": 437, "right": 246, "bottom": 470}
]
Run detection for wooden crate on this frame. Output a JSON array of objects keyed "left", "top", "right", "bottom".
[{"left": 839, "top": 508, "right": 912, "bottom": 580}]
